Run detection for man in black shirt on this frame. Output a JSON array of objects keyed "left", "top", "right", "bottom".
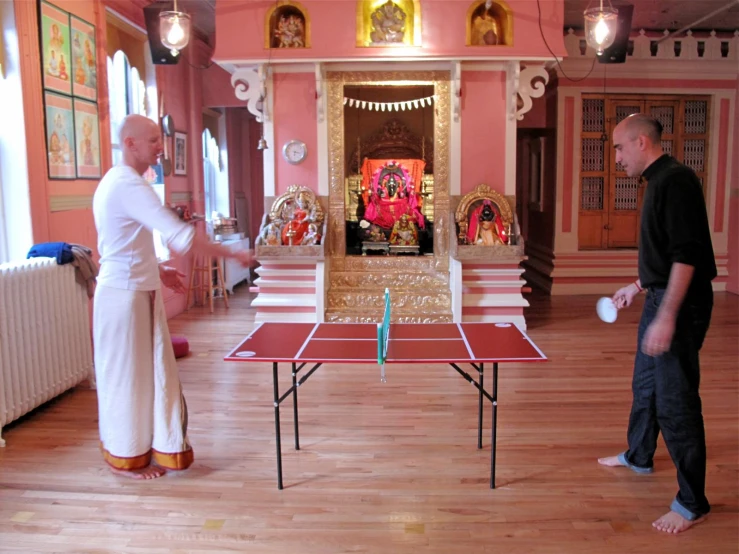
[{"left": 597, "top": 114, "right": 716, "bottom": 534}]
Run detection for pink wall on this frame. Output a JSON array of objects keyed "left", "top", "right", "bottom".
[
  {"left": 215, "top": 0, "right": 566, "bottom": 62},
  {"left": 460, "top": 71, "right": 506, "bottom": 194},
  {"left": 12, "top": 0, "right": 214, "bottom": 319},
  {"left": 158, "top": 62, "right": 196, "bottom": 202},
  {"left": 15, "top": 0, "right": 108, "bottom": 250},
  {"left": 225, "top": 108, "right": 264, "bottom": 245},
  {"left": 248, "top": 114, "right": 265, "bottom": 240},
  {"left": 202, "top": 62, "right": 248, "bottom": 108},
  {"left": 273, "top": 72, "right": 318, "bottom": 195},
  {"left": 157, "top": 42, "right": 210, "bottom": 318}
]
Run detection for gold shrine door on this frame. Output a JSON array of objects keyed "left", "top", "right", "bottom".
[{"left": 579, "top": 94, "right": 710, "bottom": 250}]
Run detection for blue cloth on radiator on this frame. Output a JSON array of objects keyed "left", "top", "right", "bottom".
[{"left": 27, "top": 242, "right": 74, "bottom": 265}]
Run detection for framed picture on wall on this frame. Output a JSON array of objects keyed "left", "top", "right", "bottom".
[
  {"left": 73, "top": 98, "right": 102, "bottom": 179},
  {"left": 40, "top": 0, "right": 72, "bottom": 95},
  {"left": 174, "top": 131, "right": 187, "bottom": 176},
  {"left": 44, "top": 91, "right": 76, "bottom": 179},
  {"left": 69, "top": 15, "right": 97, "bottom": 101}
]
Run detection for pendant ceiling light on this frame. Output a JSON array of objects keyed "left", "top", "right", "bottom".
[
  {"left": 584, "top": 0, "right": 619, "bottom": 56},
  {"left": 160, "top": 0, "right": 192, "bottom": 57}
]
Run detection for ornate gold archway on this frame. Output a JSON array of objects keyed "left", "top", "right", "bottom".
[
  {"left": 324, "top": 71, "right": 452, "bottom": 322},
  {"left": 326, "top": 71, "right": 450, "bottom": 265}
]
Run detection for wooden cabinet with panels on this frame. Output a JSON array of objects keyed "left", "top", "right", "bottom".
[{"left": 578, "top": 94, "right": 710, "bottom": 250}]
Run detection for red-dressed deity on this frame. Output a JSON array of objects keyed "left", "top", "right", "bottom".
[
  {"left": 361, "top": 160, "right": 425, "bottom": 232},
  {"left": 466, "top": 200, "right": 508, "bottom": 245}
]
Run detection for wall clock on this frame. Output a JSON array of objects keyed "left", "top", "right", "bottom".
[{"left": 282, "top": 140, "right": 307, "bottom": 164}]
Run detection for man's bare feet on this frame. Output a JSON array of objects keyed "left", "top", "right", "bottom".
[
  {"left": 110, "top": 465, "right": 166, "bottom": 479},
  {"left": 597, "top": 455, "right": 624, "bottom": 467},
  {"left": 597, "top": 453, "right": 653, "bottom": 474},
  {"left": 652, "top": 511, "right": 706, "bottom": 534}
]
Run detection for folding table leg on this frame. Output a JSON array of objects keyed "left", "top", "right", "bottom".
[
  {"left": 477, "top": 363, "right": 484, "bottom": 449},
  {"left": 490, "top": 362, "right": 499, "bottom": 489},
  {"left": 292, "top": 362, "right": 300, "bottom": 450},
  {"left": 272, "top": 362, "right": 283, "bottom": 490}
]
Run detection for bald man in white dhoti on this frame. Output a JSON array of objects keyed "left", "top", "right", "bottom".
[{"left": 93, "top": 114, "right": 251, "bottom": 479}]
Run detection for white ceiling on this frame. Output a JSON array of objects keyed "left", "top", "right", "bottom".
[{"left": 563, "top": 0, "right": 739, "bottom": 32}]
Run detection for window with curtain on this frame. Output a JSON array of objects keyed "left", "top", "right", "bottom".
[
  {"left": 107, "top": 50, "right": 146, "bottom": 165},
  {"left": 203, "top": 128, "right": 217, "bottom": 219},
  {"left": 202, "top": 127, "right": 229, "bottom": 221}
]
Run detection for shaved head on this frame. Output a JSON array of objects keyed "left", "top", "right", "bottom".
[
  {"left": 118, "top": 114, "right": 158, "bottom": 146},
  {"left": 118, "top": 114, "right": 163, "bottom": 175},
  {"left": 616, "top": 113, "right": 663, "bottom": 145},
  {"left": 612, "top": 114, "right": 664, "bottom": 178}
]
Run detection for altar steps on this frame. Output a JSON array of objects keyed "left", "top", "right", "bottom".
[{"left": 324, "top": 256, "right": 452, "bottom": 323}]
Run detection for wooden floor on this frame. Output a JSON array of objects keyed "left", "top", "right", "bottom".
[{"left": 1, "top": 290, "right": 737, "bottom": 553}]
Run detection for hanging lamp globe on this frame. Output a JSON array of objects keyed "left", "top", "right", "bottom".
[
  {"left": 584, "top": 1, "right": 619, "bottom": 56},
  {"left": 160, "top": 8, "right": 192, "bottom": 57}
]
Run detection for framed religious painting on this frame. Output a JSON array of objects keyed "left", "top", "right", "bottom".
[
  {"left": 69, "top": 15, "right": 97, "bottom": 101},
  {"left": 40, "top": 0, "right": 72, "bottom": 95},
  {"left": 44, "top": 91, "right": 76, "bottom": 179},
  {"left": 73, "top": 98, "right": 102, "bottom": 179},
  {"left": 174, "top": 131, "right": 187, "bottom": 176}
]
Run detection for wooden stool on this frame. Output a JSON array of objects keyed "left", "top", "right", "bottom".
[{"left": 186, "top": 254, "right": 229, "bottom": 313}]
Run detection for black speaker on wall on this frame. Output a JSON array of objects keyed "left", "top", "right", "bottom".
[
  {"left": 143, "top": 1, "right": 180, "bottom": 65},
  {"left": 598, "top": 4, "right": 634, "bottom": 64}
]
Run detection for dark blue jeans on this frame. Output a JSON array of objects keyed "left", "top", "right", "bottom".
[{"left": 623, "top": 287, "right": 712, "bottom": 520}]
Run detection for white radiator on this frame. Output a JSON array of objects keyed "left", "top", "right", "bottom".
[{"left": 0, "top": 257, "right": 94, "bottom": 446}]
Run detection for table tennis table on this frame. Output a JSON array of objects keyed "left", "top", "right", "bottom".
[{"left": 225, "top": 319, "right": 547, "bottom": 490}]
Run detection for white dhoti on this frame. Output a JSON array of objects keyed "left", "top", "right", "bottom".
[{"left": 93, "top": 284, "right": 193, "bottom": 470}]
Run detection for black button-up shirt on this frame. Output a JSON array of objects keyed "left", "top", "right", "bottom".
[{"left": 638, "top": 155, "right": 717, "bottom": 297}]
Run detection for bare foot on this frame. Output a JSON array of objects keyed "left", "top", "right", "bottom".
[
  {"left": 652, "top": 511, "right": 706, "bottom": 534},
  {"left": 110, "top": 465, "right": 166, "bottom": 480},
  {"left": 597, "top": 453, "right": 653, "bottom": 474},
  {"left": 598, "top": 455, "right": 624, "bottom": 467}
]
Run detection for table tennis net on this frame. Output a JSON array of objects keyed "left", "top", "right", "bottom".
[{"left": 377, "top": 288, "right": 391, "bottom": 364}]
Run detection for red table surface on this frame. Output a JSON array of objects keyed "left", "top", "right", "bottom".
[{"left": 225, "top": 322, "right": 546, "bottom": 364}]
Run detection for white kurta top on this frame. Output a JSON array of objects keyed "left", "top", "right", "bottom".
[{"left": 93, "top": 165, "right": 194, "bottom": 291}]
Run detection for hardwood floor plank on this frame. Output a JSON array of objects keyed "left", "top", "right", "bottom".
[{"left": 0, "top": 290, "right": 736, "bottom": 553}]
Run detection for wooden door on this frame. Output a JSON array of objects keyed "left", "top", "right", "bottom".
[
  {"left": 578, "top": 96, "right": 608, "bottom": 249},
  {"left": 606, "top": 99, "right": 644, "bottom": 248},
  {"left": 679, "top": 97, "right": 711, "bottom": 197}
]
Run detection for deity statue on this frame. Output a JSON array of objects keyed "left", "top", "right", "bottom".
[
  {"left": 370, "top": 1, "right": 406, "bottom": 44},
  {"left": 389, "top": 214, "right": 418, "bottom": 246},
  {"left": 363, "top": 162, "right": 424, "bottom": 232},
  {"left": 368, "top": 224, "right": 386, "bottom": 242},
  {"left": 300, "top": 223, "right": 321, "bottom": 245},
  {"left": 274, "top": 13, "right": 305, "bottom": 48},
  {"left": 256, "top": 185, "right": 324, "bottom": 249},
  {"left": 467, "top": 200, "right": 508, "bottom": 245},
  {"left": 471, "top": 7, "right": 501, "bottom": 46},
  {"left": 281, "top": 189, "right": 315, "bottom": 245},
  {"left": 260, "top": 222, "right": 282, "bottom": 246}
]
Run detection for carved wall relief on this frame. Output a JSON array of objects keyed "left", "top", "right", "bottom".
[
  {"left": 356, "top": 0, "right": 421, "bottom": 47},
  {"left": 266, "top": 2, "right": 310, "bottom": 49},
  {"left": 466, "top": 0, "right": 513, "bottom": 47}
]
